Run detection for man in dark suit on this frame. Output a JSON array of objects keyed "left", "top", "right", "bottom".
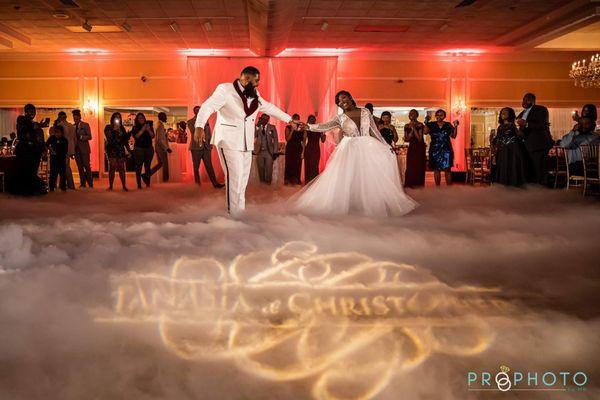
[
  {"left": 187, "top": 105, "right": 224, "bottom": 188},
  {"left": 516, "top": 93, "right": 552, "bottom": 185},
  {"left": 72, "top": 109, "right": 93, "bottom": 188},
  {"left": 254, "top": 114, "right": 279, "bottom": 184}
]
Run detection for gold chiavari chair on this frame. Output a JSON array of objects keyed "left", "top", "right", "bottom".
[
  {"left": 549, "top": 146, "right": 568, "bottom": 189},
  {"left": 465, "top": 147, "right": 491, "bottom": 185},
  {"left": 565, "top": 148, "right": 584, "bottom": 191},
  {"left": 580, "top": 144, "right": 600, "bottom": 196},
  {"left": 38, "top": 156, "right": 50, "bottom": 187}
]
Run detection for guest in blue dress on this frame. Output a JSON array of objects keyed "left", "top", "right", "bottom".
[{"left": 424, "top": 109, "right": 458, "bottom": 186}]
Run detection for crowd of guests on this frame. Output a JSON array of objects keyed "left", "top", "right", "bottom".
[{"left": 3, "top": 94, "right": 599, "bottom": 196}]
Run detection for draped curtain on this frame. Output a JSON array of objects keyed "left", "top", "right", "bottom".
[{"left": 187, "top": 56, "right": 337, "bottom": 182}]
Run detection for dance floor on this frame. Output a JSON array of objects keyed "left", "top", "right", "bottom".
[{"left": 0, "top": 183, "right": 599, "bottom": 399}]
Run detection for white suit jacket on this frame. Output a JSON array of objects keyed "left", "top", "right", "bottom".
[{"left": 195, "top": 82, "right": 291, "bottom": 152}]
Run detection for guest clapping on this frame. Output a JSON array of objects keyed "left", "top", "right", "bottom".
[
  {"left": 424, "top": 109, "right": 458, "bottom": 186},
  {"left": 131, "top": 112, "right": 155, "bottom": 189},
  {"left": 104, "top": 112, "right": 129, "bottom": 191},
  {"left": 403, "top": 109, "right": 426, "bottom": 188},
  {"left": 516, "top": 93, "right": 553, "bottom": 185},
  {"left": 378, "top": 111, "right": 398, "bottom": 146},
  {"left": 492, "top": 107, "right": 527, "bottom": 186}
]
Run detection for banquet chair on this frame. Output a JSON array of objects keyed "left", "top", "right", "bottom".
[
  {"left": 565, "top": 148, "right": 585, "bottom": 192},
  {"left": 548, "top": 146, "right": 568, "bottom": 189},
  {"left": 38, "top": 157, "right": 49, "bottom": 187},
  {"left": 581, "top": 144, "right": 599, "bottom": 196},
  {"left": 466, "top": 147, "right": 491, "bottom": 185}
]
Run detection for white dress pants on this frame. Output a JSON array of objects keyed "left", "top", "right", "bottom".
[{"left": 217, "top": 147, "right": 252, "bottom": 215}]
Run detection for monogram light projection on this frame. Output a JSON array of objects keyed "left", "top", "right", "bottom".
[{"left": 96, "top": 242, "right": 512, "bottom": 400}]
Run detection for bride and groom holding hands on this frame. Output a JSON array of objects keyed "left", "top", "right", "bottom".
[{"left": 193, "top": 65, "right": 417, "bottom": 217}]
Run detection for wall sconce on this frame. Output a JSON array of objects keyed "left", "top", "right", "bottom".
[
  {"left": 83, "top": 97, "right": 98, "bottom": 117},
  {"left": 453, "top": 96, "right": 467, "bottom": 116}
]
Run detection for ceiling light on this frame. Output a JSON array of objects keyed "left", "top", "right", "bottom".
[
  {"left": 169, "top": 21, "right": 179, "bottom": 32},
  {"left": 121, "top": 22, "right": 132, "bottom": 32},
  {"left": 203, "top": 21, "right": 212, "bottom": 32},
  {"left": 439, "top": 23, "right": 449, "bottom": 32},
  {"left": 52, "top": 12, "right": 70, "bottom": 19},
  {"left": 66, "top": 25, "right": 122, "bottom": 33},
  {"left": 82, "top": 20, "right": 92, "bottom": 32},
  {"left": 320, "top": 21, "right": 329, "bottom": 31}
]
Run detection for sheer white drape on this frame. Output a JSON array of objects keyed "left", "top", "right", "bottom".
[
  {"left": 0, "top": 108, "right": 19, "bottom": 138},
  {"left": 187, "top": 57, "right": 338, "bottom": 182}
]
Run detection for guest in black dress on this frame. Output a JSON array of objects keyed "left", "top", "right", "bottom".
[
  {"left": 285, "top": 113, "right": 304, "bottom": 185},
  {"left": 378, "top": 111, "right": 399, "bottom": 146},
  {"left": 403, "top": 109, "right": 426, "bottom": 188},
  {"left": 424, "top": 109, "right": 458, "bottom": 186},
  {"left": 9, "top": 104, "right": 48, "bottom": 195},
  {"left": 303, "top": 114, "right": 325, "bottom": 184},
  {"left": 104, "top": 112, "right": 130, "bottom": 191},
  {"left": 130, "top": 112, "right": 155, "bottom": 189},
  {"left": 492, "top": 107, "right": 527, "bottom": 187}
]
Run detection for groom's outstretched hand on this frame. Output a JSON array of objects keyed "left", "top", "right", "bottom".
[{"left": 194, "top": 127, "right": 205, "bottom": 143}]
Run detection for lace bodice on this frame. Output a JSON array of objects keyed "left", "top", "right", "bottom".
[{"left": 308, "top": 108, "right": 387, "bottom": 144}]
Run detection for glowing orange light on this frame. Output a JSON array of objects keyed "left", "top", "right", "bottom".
[
  {"left": 438, "top": 48, "right": 485, "bottom": 57},
  {"left": 179, "top": 48, "right": 258, "bottom": 57},
  {"left": 277, "top": 48, "right": 355, "bottom": 56},
  {"left": 65, "top": 48, "right": 109, "bottom": 55}
]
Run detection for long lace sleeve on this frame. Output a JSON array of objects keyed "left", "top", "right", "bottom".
[
  {"left": 308, "top": 116, "right": 341, "bottom": 132},
  {"left": 367, "top": 111, "right": 388, "bottom": 145}
]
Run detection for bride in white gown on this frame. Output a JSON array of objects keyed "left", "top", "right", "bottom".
[{"left": 290, "top": 90, "right": 417, "bottom": 217}]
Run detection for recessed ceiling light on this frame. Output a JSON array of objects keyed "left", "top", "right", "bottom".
[
  {"left": 320, "top": 21, "right": 329, "bottom": 31},
  {"left": 121, "top": 22, "right": 132, "bottom": 32},
  {"left": 52, "top": 12, "right": 70, "bottom": 19},
  {"left": 203, "top": 21, "right": 212, "bottom": 32},
  {"left": 169, "top": 21, "right": 179, "bottom": 32},
  {"left": 439, "top": 23, "right": 449, "bottom": 32}
]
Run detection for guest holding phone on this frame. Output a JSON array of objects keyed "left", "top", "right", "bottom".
[
  {"left": 104, "top": 112, "right": 130, "bottom": 191},
  {"left": 130, "top": 112, "right": 155, "bottom": 189}
]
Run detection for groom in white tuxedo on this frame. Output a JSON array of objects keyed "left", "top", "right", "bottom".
[{"left": 194, "top": 66, "right": 293, "bottom": 215}]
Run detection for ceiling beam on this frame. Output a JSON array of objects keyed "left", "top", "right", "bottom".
[
  {"left": 0, "top": 22, "right": 31, "bottom": 45},
  {"left": 0, "top": 36, "right": 13, "bottom": 49},
  {"left": 246, "top": 0, "right": 300, "bottom": 56},
  {"left": 246, "top": 0, "right": 269, "bottom": 56},
  {"left": 494, "top": 0, "right": 599, "bottom": 48}
]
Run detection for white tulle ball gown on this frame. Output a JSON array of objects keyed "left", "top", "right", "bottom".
[{"left": 290, "top": 108, "right": 417, "bottom": 217}]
